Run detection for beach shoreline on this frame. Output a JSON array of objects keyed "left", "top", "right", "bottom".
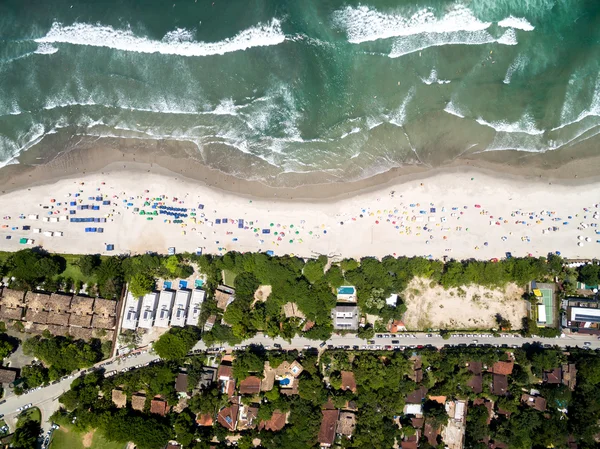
[{"left": 1, "top": 136, "right": 600, "bottom": 202}]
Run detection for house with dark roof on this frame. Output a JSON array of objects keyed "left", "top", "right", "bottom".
[
  {"left": 543, "top": 367, "right": 562, "bottom": 384},
  {"left": 150, "top": 398, "right": 169, "bottom": 416},
  {"left": 492, "top": 374, "right": 509, "bottom": 396},
  {"left": 562, "top": 363, "right": 577, "bottom": 391},
  {"left": 318, "top": 409, "right": 340, "bottom": 447},
  {"left": 175, "top": 373, "right": 189, "bottom": 396},
  {"left": 239, "top": 376, "right": 261, "bottom": 395},
  {"left": 467, "top": 361, "right": 483, "bottom": 394},
  {"left": 0, "top": 368, "right": 18, "bottom": 384},
  {"left": 406, "top": 386, "right": 428, "bottom": 404},
  {"left": 409, "top": 356, "right": 423, "bottom": 383},
  {"left": 521, "top": 394, "right": 547, "bottom": 412}
]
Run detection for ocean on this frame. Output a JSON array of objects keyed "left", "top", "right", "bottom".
[{"left": 1, "top": 0, "right": 599, "bottom": 182}]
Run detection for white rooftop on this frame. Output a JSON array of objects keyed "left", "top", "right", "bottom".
[
  {"left": 571, "top": 306, "right": 600, "bottom": 323},
  {"left": 122, "top": 291, "right": 141, "bottom": 330},
  {"left": 386, "top": 293, "right": 398, "bottom": 307},
  {"left": 154, "top": 290, "right": 174, "bottom": 328},
  {"left": 171, "top": 289, "right": 191, "bottom": 327},
  {"left": 537, "top": 304, "right": 547, "bottom": 324},
  {"left": 186, "top": 289, "right": 205, "bottom": 326},
  {"left": 138, "top": 292, "right": 158, "bottom": 329},
  {"left": 403, "top": 404, "right": 423, "bottom": 415}
]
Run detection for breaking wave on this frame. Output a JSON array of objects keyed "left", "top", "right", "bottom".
[{"left": 34, "top": 19, "right": 286, "bottom": 57}]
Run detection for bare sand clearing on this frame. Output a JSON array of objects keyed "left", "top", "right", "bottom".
[
  {"left": 402, "top": 277, "right": 526, "bottom": 330},
  {"left": 82, "top": 430, "right": 94, "bottom": 448},
  {"left": 0, "top": 168, "right": 598, "bottom": 260}
]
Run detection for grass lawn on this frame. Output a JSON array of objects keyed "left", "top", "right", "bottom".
[
  {"left": 57, "top": 253, "right": 97, "bottom": 285},
  {"left": 50, "top": 427, "right": 126, "bottom": 449},
  {"left": 222, "top": 269, "right": 237, "bottom": 287},
  {"left": 18, "top": 407, "right": 41, "bottom": 425}
]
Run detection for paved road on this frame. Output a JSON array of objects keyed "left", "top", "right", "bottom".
[
  {"left": 0, "top": 351, "right": 158, "bottom": 434},
  {"left": 1, "top": 332, "right": 597, "bottom": 433}
]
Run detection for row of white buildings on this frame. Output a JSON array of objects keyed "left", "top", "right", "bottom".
[{"left": 122, "top": 288, "right": 205, "bottom": 330}]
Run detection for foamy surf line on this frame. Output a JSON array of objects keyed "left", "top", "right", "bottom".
[
  {"left": 34, "top": 19, "right": 286, "bottom": 57},
  {"left": 332, "top": 4, "right": 533, "bottom": 44}
]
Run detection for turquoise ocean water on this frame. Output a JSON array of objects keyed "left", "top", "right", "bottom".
[{"left": 1, "top": 0, "right": 599, "bottom": 182}]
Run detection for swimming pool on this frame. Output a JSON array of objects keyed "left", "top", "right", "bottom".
[{"left": 337, "top": 286, "right": 356, "bottom": 295}]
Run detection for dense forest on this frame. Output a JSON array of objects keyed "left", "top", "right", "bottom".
[
  {"left": 54, "top": 344, "right": 600, "bottom": 449},
  {"left": 0, "top": 249, "right": 591, "bottom": 345}
]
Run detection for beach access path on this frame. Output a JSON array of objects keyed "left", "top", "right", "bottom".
[
  {"left": 0, "top": 331, "right": 597, "bottom": 433},
  {"left": 0, "top": 169, "right": 598, "bottom": 260}
]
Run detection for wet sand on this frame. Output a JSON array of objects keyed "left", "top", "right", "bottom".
[{"left": 0, "top": 135, "right": 599, "bottom": 202}]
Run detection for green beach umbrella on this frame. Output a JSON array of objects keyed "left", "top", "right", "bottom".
[{"left": 289, "top": 240, "right": 293, "bottom": 243}]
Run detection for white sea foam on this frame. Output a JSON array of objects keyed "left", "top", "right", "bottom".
[
  {"left": 498, "top": 16, "right": 535, "bottom": 31},
  {"left": 475, "top": 113, "right": 544, "bottom": 135},
  {"left": 340, "top": 127, "right": 361, "bottom": 139},
  {"left": 421, "top": 69, "right": 450, "bottom": 85},
  {"left": 332, "top": 4, "right": 491, "bottom": 44},
  {"left": 211, "top": 98, "right": 239, "bottom": 116},
  {"left": 555, "top": 75, "right": 600, "bottom": 131},
  {"left": 503, "top": 54, "right": 528, "bottom": 84},
  {"left": 388, "top": 88, "right": 415, "bottom": 127},
  {"left": 496, "top": 28, "right": 518, "bottom": 45},
  {"left": 34, "top": 43, "right": 58, "bottom": 55},
  {"left": 35, "top": 19, "right": 285, "bottom": 57},
  {"left": 389, "top": 29, "right": 515, "bottom": 58},
  {"left": 443, "top": 100, "right": 465, "bottom": 119}
]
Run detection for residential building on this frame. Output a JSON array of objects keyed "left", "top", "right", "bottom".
[
  {"left": 131, "top": 393, "right": 146, "bottom": 411},
  {"left": 185, "top": 289, "right": 205, "bottom": 326},
  {"left": 0, "top": 288, "right": 25, "bottom": 321},
  {"left": 111, "top": 389, "right": 127, "bottom": 408},
  {"left": 259, "top": 410, "right": 288, "bottom": 432},
  {"left": 563, "top": 297, "right": 600, "bottom": 333},
  {"left": 237, "top": 404, "right": 259, "bottom": 430},
  {"left": 340, "top": 371, "right": 357, "bottom": 393},
  {"left": 562, "top": 363, "right": 577, "bottom": 390},
  {"left": 122, "top": 292, "right": 141, "bottom": 330},
  {"left": 467, "top": 361, "right": 483, "bottom": 394},
  {"left": 331, "top": 304, "right": 359, "bottom": 331},
  {"left": 543, "top": 367, "right": 562, "bottom": 384},
  {"left": 217, "top": 364, "right": 236, "bottom": 397},
  {"left": 154, "top": 290, "right": 174, "bottom": 328},
  {"left": 239, "top": 376, "right": 261, "bottom": 395},
  {"left": 176, "top": 373, "right": 189, "bottom": 396},
  {"left": 318, "top": 409, "right": 340, "bottom": 447},
  {"left": 196, "top": 413, "right": 214, "bottom": 426},
  {"left": 215, "top": 285, "right": 235, "bottom": 310},
  {"left": 170, "top": 289, "right": 191, "bottom": 327},
  {"left": 337, "top": 411, "right": 356, "bottom": 437},
  {"left": 150, "top": 397, "right": 168, "bottom": 416},
  {"left": 0, "top": 368, "right": 18, "bottom": 384},
  {"left": 521, "top": 394, "right": 547, "bottom": 412},
  {"left": 492, "top": 374, "right": 509, "bottom": 396},
  {"left": 217, "top": 405, "right": 239, "bottom": 431},
  {"left": 138, "top": 292, "right": 158, "bottom": 329}
]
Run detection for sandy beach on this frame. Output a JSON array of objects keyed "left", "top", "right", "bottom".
[{"left": 0, "top": 160, "right": 598, "bottom": 261}]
